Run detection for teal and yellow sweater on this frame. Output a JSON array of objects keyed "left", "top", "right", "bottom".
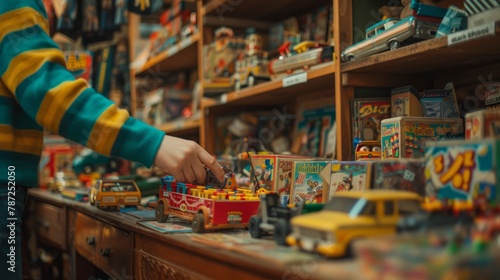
[{"left": 0, "top": 1, "right": 165, "bottom": 187}]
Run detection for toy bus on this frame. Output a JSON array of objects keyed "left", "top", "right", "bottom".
[
  {"left": 155, "top": 172, "right": 260, "bottom": 233},
  {"left": 268, "top": 43, "right": 333, "bottom": 76}
]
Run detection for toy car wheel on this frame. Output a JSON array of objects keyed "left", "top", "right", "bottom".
[
  {"left": 247, "top": 75, "right": 255, "bottom": 87},
  {"left": 389, "top": 41, "right": 400, "bottom": 50},
  {"left": 192, "top": 212, "right": 205, "bottom": 233},
  {"left": 347, "top": 55, "right": 355, "bottom": 62},
  {"left": 274, "top": 219, "right": 291, "bottom": 246},
  {"left": 155, "top": 203, "right": 169, "bottom": 223},
  {"left": 248, "top": 215, "right": 263, "bottom": 238}
]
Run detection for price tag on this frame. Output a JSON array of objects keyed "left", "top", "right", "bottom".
[
  {"left": 448, "top": 22, "right": 495, "bottom": 46},
  {"left": 282, "top": 72, "right": 308, "bottom": 88}
]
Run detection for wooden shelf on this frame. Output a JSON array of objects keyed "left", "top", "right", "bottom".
[
  {"left": 341, "top": 21, "right": 500, "bottom": 76},
  {"left": 202, "top": 0, "right": 331, "bottom": 22},
  {"left": 135, "top": 33, "right": 200, "bottom": 77},
  {"left": 156, "top": 113, "right": 201, "bottom": 135},
  {"left": 203, "top": 61, "right": 335, "bottom": 108}
]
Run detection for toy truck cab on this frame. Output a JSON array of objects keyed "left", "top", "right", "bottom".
[{"left": 286, "top": 190, "right": 422, "bottom": 257}]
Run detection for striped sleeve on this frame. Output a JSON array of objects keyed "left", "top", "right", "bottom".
[{"left": 0, "top": 1, "right": 165, "bottom": 167}]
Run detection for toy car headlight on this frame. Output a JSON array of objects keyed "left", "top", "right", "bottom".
[{"left": 322, "top": 231, "right": 334, "bottom": 243}]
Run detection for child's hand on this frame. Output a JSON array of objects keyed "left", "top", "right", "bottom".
[{"left": 153, "top": 135, "right": 225, "bottom": 184}]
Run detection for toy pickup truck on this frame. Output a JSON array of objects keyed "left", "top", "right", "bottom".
[{"left": 155, "top": 170, "right": 260, "bottom": 233}]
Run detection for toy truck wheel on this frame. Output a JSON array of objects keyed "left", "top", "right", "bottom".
[
  {"left": 248, "top": 215, "right": 263, "bottom": 238},
  {"left": 155, "top": 203, "right": 169, "bottom": 223},
  {"left": 389, "top": 40, "right": 400, "bottom": 50},
  {"left": 192, "top": 212, "right": 205, "bottom": 233},
  {"left": 274, "top": 219, "right": 291, "bottom": 246}
]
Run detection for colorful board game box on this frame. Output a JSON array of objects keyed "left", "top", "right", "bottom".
[
  {"left": 291, "top": 161, "right": 331, "bottom": 204},
  {"left": 251, "top": 154, "right": 310, "bottom": 193},
  {"left": 371, "top": 159, "right": 426, "bottom": 196},
  {"left": 327, "top": 161, "right": 372, "bottom": 202},
  {"left": 391, "top": 85, "right": 422, "bottom": 117},
  {"left": 381, "top": 117, "right": 464, "bottom": 159},
  {"left": 352, "top": 98, "right": 391, "bottom": 142},
  {"left": 419, "top": 83, "right": 460, "bottom": 118},
  {"left": 465, "top": 109, "right": 500, "bottom": 140},
  {"left": 425, "top": 138, "right": 500, "bottom": 206}
]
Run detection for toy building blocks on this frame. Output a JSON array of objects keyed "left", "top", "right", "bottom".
[
  {"left": 381, "top": 116, "right": 464, "bottom": 159},
  {"left": 286, "top": 190, "right": 423, "bottom": 258},
  {"left": 425, "top": 138, "right": 500, "bottom": 210},
  {"left": 155, "top": 167, "right": 260, "bottom": 233}
]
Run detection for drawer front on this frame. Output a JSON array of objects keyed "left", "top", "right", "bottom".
[
  {"left": 135, "top": 251, "right": 203, "bottom": 280},
  {"left": 74, "top": 212, "right": 101, "bottom": 262},
  {"left": 34, "top": 202, "right": 66, "bottom": 250},
  {"left": 96, "top": 224, "right": 133, "bottom": 279}
]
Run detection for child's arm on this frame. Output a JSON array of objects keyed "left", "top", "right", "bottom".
[{"left": 0, "top": 1, "right": 224, "bottom": 182}]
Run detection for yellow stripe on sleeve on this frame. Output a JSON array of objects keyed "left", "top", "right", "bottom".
[
  {"left": 2, "top": 48, "right": 66, "bottom": 95},
  {"left": 0, "top": 79, "right": 14, "bottom": 99},
  {"left": 36, "top": 80, "right": 88, "bottom": 133},
  {"left": 0, "top": 124, "right": 43, "bottom": 156},
  {"left": 0, "top": 7, "right": 49, "bottom": 42},
  {"left": 86, "top": 105, "right": 130, "bottom": 155}
]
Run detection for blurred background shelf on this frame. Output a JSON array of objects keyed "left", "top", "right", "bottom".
[{"left": 156, "top": 112, "right": 201, "bottom": 135}]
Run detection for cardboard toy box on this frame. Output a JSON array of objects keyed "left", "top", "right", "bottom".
[
  {"left": 371, "top": 159, "right": 426, "bottom": 196},
  {"left": 291, "top": 161, "right": 331, "bottom": 204},
  {"left": 390, "top": 85, "right": 422, "bottom": 117},
  {"left": 425, "top": 138, "right": 500, "bottom": 206},
  {"left": 465, "top": 109, "right": 500, "bottom": 140},
  {"left": 327, "top": 161, "right": 372, "bottom": 202},
  {"left": 381, "top": 117, "right": 464, "bottom": 159},
  {"left": 420, "top": 83, "right": 460, "bottom": 118},
  {"left": 250, "top": 154, "right": 311, "bottom": 193}
]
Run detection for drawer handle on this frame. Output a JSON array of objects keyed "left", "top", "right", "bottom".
[
  {"left": 100, "top": 248, "right": 110, "bottom": 257},
  {"left": 86, "top": 236, "right": 96, "bottom": 246}
]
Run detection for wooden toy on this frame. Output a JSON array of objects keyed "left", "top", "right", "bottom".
[
  {"left": 381, "top": 117, "right": 463, "bottom": 159},
  {"left": 155, "top": 168, "right": 260, "bottom": 233}
]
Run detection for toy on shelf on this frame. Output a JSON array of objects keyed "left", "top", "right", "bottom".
[
  {"left": 268, "top": 41, "right": 333, "bottom": 78},
  {"left": 89, "top": 179, "right": 142, "bottom": 210},
  {"left": 72, "top": 147, "right": 122, "bottom": 175},
  {"left": 355, "top": 141, "right": 381, "bottom": 161},
  {"left": 232, "top": 28, "right": 271, "bottom": 90},
  {"left": 286, "top": 190, "right": 423, "bottom": 258},
  {"left": 341, "top": 0, "right": 446, "bottom": 62},
  {"left": 47, "top": 171, "right": 82, "bottom": 193},
  {"left": 248, "top": 193, "right": 323, "bottom": 245},
  {"left": 154, "top": 166, "right": 260, "bottom": 233}
]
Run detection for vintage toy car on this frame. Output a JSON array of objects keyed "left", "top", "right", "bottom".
[
  {"left": 89, "top": 179, "right": 141, "bottom": 209},
  {"left": 341, "top": 16, "right": 439, "bottom": 62},
  {"left": 268, "top": 42, "right": 333, "bottom": 77},
  {"left": 355, "top": 140, "right": 381, "bottom": 161},
  {"left": 155, "top": 167, "right": 260, "bottom": 233},
  {"left": 286, "top": 190, "right": 423, "bottom": 257}
]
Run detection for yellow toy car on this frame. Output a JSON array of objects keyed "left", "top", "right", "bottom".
[
  {"left": 89, "top": 179, "right": 141, "bottom": 209},
  {"left": 286, "top": 190, "right": 422, "bottom": 257}
]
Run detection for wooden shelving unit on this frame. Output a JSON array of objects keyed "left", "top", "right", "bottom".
[
  {"left": 135, "top": 32, "right": 201, "bottom": 77},
  {"left": 129, "top": 0, "right": 500, "bottom": 161},
  {"left": 156, "top": 112, "right": 201, "bottom": 135}
]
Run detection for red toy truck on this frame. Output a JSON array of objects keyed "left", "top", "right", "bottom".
[{"left": 155, "top": 173, "right": 260, "bottom": 233}]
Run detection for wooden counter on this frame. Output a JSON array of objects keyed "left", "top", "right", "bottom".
[{"left": 27, "top": 188, "right": 360, "bottom": 280}]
